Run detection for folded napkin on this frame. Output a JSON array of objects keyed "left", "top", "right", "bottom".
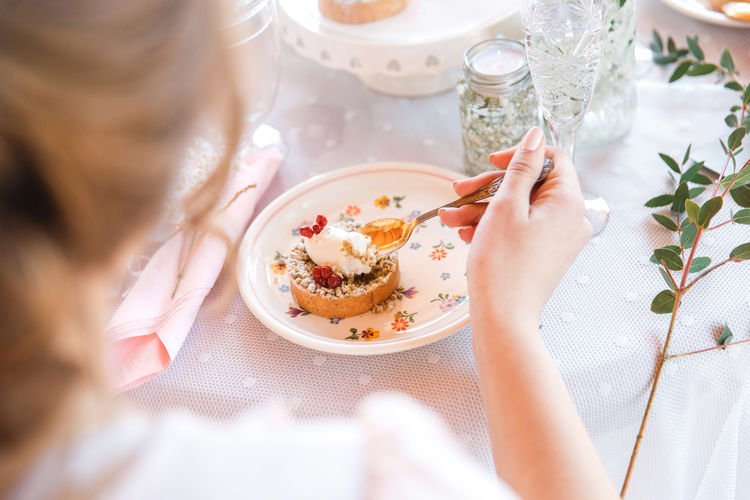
[{"left": 106, "top": 148, "right": 282, "bottom": 392}]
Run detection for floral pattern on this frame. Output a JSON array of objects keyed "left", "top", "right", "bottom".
[
  {"left": 430, "top": 248, "right": 448, "bottom": 261},
  {"left": 394, "top": 286, "right": 419, "bottom": 300},
  {"left": 440, "top": 272, "right": 451, "bottom": 281},
  {"left": 270, "top": 251, "right": 288, "bottom": 274},
  {"left": 374, "top": 195, "right": 390, "bottom": 209},
  {"left": 346, "top": 327, "right": 380, "bottom": 341},
  {"left": 430, "top": 293, "right": 467, "bottom": 313},
  {"left": 391, "top": 310, "right": 418, "bottom": 332},
  {"left": 410, "top": 242, "right": 422, "bottom": 250},
  {"left": 345, "top": 205, "right": 361, "bottom": 216},
  {"left": 287, "top": 306, "right": 310, "bottom": 318}
]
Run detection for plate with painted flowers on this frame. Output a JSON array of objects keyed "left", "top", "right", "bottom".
[{"left": 237, "top": 162, "right": 471, "bottom": 355}]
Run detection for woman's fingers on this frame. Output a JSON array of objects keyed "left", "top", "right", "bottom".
[
  {"left": 439, "top": 204, "right": 488, "bottom": 227},
  {"left": 458, "top": 226, "right": 476, "bottom": 243},
  {"left": 453, "top": 171, "right": 504, "bottom": 197},
  {"left": 493, "top": 127, "right": 547, "bottom": 211}
]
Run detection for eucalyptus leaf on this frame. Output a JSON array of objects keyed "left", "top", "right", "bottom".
[
  {"left": 697, "top": 196, "right": 723, "bottom": 228},
  {"left": 653, "top": 54, "right": 679, "bottom": 65},
  {"left": 726, "top": 114, "right": 739, "bottom": 128},
  {"left": 728, "top": 127, "right": 747, "bottom": 151},
  {"left": 686, "top": 36, "right": 704, "bottom": 60},
  {"left": 688, "top": 187, "right": 706, "bottom": 198},
  {"left": 654, "top": 247, "right": 683, "bottom": 270},
  {"left": 731, "top": 184, "right": 750, "bottom": 208},
  {"left": 730, "top": 242, "right": 750, "bottom": 260},
  {"left": 681, "top": 223, "right": 698, "bottom": 249},
  {"left": 689, "top": 256, "right": 711, "bottom": 273},
  {"left": 720, "top": 173, "right": 736, "bottom": 190},
  {"left": 718, "top": 324, "right": 733, "bottom": 347},
  {"left": 719, "top": 48, "right": 735, "bottom": 74},
  {"left": 667, "top": 36, "right": 676, "bottom": 54},
  {"left": 744, "top": 85, "right": 750, "bottom": 105},
  {"left": 645, "top": 194, "right": 674, "bottom": 208},
  {"left": 681, "top": 161, "right": 705, "bottom": 183},
  {"left": 733, "top": 209, "right": 750, "bottom": 225},
  {"left": 670, "top": 61, "right": 691, "bottom": 83},
  {"left": 725, "top": 81, "right": 744, "bottom": 92},
  {"left": 691, "top": 174, "right": 713, "bottom": 185},
  {"left": 653, "top": 213, "right": 678, "bottom": 231},
  {"left": 651, "top": 290, "right": 676, "bottom": 314},
  {"left": 659, "top": 267, "right": 676, "bottom": 291},
  {"left": 682, "top": 144, "right": 692, "bottom": 166},
  {"left": 731, "top": 168, "right": 750, "bottom": 189},
  {"left": 659, "top": 153, "right": 681, "bottom": 173},
  {"left": 685, "top": 199, "right": 700, "bottom": 224},
  {"left": 687, "top": 63, "right": 717, "bottom": 77},
  {"left": 650, "top": 30, "right": 663, "bottom": 54},
  {"left": 671, "top": 182, "right": 689, "bottom": 213}
]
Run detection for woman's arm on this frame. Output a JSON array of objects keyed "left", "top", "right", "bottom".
[{"left": 440, "top": 127, "right": 618, "bottom": 499}]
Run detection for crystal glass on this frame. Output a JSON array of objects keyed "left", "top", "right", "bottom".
[{"left": 522, "top": 0, "right": 610, "bottom": 234}]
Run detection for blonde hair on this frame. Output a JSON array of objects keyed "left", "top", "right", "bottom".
[{"left": 0, "top": 0, "right": 242, "bottom": 489}]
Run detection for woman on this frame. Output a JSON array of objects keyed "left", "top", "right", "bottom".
[{"left": 0, "top": 1, "right": 617, "bottom": 498}]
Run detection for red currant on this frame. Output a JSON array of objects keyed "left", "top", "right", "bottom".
[
  {"left": 312, "top": 266, "right": 341, "bottom": 289},
  {"left": 327, "top": 275, "right": 341, "bottom": 288},
  {"left": 316, "top": 215, "right": 328, "bottom": 228},
  {"left": 312, "top": 224, "right": 322, "bottom": 234},
  {"left": 299, "top": 226, "right": 314, "bottom": 238},
  {"left": 312, "top": 267, "right": 322, "bottom": 279},
  {"left": 320, "top": 266, "right": 332, "bottom": 279}
]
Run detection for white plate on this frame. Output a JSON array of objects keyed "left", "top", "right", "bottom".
[
  {"left": 237, "top": 163, "right": 471, "bottom": 355},
  {"left": 279, "top": 0, "right": 521, "bottom": 96},
  {"left": 660, "top": 0, "right": 750, "bottom": 28}
]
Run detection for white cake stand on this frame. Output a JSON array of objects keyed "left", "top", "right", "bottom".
[{"left": 278, "top": 0, "right": 522, "bottom": 96}]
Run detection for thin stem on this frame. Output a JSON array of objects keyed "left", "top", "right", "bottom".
[
  {"left": 666, "top": 338, "right": 750, "bottom": 361},
  {"left": 707, "top": 219, "right": 733, "bottom": 231},
  {"left": 548, "top": 118, "right": 579, "bottom": 161},
  {"left": 660, "top": 260, "right": 679, "bottom": 291},
  {"left": 714, "top": 104, "right": 747, "bottom": 197},
  {"left": 620, "top": 290, "right": 682, "bottom": 497},
  {"left": 682, "top": 258, "right": 734, "bottom": 293},
  {"left": 721, "top": 157, "right": 750, "bottom": 197}
]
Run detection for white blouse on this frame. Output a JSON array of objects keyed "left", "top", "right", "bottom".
[{"left": 11, "top": 393, "right": 516, "bottom": 499}]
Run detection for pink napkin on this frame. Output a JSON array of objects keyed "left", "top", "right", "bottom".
[{"left": 106, "top": 148, "right": 282, "bottom": 392}]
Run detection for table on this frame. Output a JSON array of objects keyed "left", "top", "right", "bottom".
[{"left": 124, "top": 3, "right": 750, "bottom": 498}]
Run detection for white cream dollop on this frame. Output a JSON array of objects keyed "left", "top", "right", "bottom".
[{"left": 304, "top": 225, "right": 375, "bottom": 277}]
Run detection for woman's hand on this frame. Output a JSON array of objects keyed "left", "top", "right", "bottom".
[{"left": 440, "top": 126, "right": 592, "bottom": 331}]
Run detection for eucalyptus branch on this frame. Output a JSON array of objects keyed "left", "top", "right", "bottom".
[
  {"left": 621, "top": 32, "right": 750, "bottom": 497},
  {"left": 666, "top": 338, "right": 750, "bottom": 361}
]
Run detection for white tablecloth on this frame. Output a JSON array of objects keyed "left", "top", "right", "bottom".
[{"left": 124, "top": 3, "right": 750, "bottom": 498}]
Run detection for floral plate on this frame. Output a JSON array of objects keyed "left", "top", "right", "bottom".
[{"left": 237, "top": 162, "right": 471, "bottom": 355}]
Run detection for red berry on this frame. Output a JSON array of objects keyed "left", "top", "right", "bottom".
[
  {"left": 312, "top": 267, "right": 322, "bottom": 279},
  {"left": 312, "top": 224, "right": 321, "bottom": 234},
  {"left": 316, "top": 215, "right": 328, "bottom": 228},
  {"left": 299, "top": 226, "right": 313, "bottom": 238},
  {"left": 320, "top": 266, "right": 332, "bottom": 279},
  {"left": 327, "top": 275, "right": 341, "bottom": 288}
]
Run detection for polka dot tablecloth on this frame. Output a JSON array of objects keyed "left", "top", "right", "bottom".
[{"left": 123, "top": 4, "right": 750, "bottom": 499}]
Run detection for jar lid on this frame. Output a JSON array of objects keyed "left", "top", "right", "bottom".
[{"left": 464, "top": 39, "right": 530, "bottom": 97}]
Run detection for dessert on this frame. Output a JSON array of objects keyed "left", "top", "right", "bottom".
[
  {"left": 318, "top": 0, "right": 409, "bottom": 24},
  {"left": 288, "top": 215, "right": 400, "bottom": 318}
]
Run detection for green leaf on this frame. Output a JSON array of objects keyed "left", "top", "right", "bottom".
[
  {"left": 726, "top": 114, "right": 739, "bottom": 128},
  {"left": 680, "top": 161, "right": 704, "bottom": 183},
  {"left": 733, "top": 209, "right": 750, "bottom": 225},
  {"left": 719, "top": 48, "right": 735, "bottom": 73},
  {"left": 671, "top": 182, "right": 690, "bottom": 213},
  {"left": 685, "top": 199, "right": 700, "bottom": 224},
  {"left": 659, "top": 153, "right": 681, "bottom": 174},
  {"left": 697, "top": 196, "right": 723, "bottom": 228},
  {"left": 730, "top": 243, "right": 750, "bottom": 260},
  {"left": 687, "top": 63, "right": 717, "bottom": 76},
  {"left": 728, "top": 127, "right": 747, "bottom": 151},
  {"left": 731, "top": 184, "right": 750, "bottom": 208},
  {"left": 653, "top": 54, "right": 679, "bottom": 65},
  {"left": 619, "top": 0, "right": 627, "bottom": 6},
  {"left": 654, "top": 247, "right": 683, "bottom": 270},
  {"left": 692, "top": 173, "right": 713, "bottom": 185},
  {"left": 689, "top": 186, "right": 706, "bottom": 198},
  {"left": 645, "top": 194, "right": 674, "bottom": 208},
  {"left": 651, "top": 290, "right": 676, "bottom": 314},
  {"left": 681, "top": 223, "right": 698, "bottom": 248},
  {"left": 725, "top": 81, "right": 744, "bottom": 92},
  {"left": 689, "top": 256, "right": 711, "bottom": 273},
  {"left": 744, "top": 85, "right": 750, "bottom": 105},
  {"left": 659, "top": 267, "right": 677, "bottom": 291},
  {"left": 650, "top": 30, "right": 664, "bottom": 54},
  {"left": 670, "top": 61, "right": 692, "bottom": 83},
  {"left": 731, "top": 168, "right": 750, "bottom": 189},
  {"left": 687, "top": 35, "right": 704, "bottom": 60},
  {"left": 682, "top": 144, "right": 692, "bottom": 166},
  {"left": 667, "top": 36, "right": 676, "bottom": 54},
  {"left": 718, "top": 324, "right": 733, "bottom": 347},
  {"left": 653, "top": 213, "right": 678, "bottom": 231}
]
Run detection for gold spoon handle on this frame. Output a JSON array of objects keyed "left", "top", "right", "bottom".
[{"left": 415, "top": 157, "right": 554, "bottom": 225}]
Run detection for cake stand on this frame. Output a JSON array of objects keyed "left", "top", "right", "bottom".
[{"left": 278, "top": 0, "right": 522, "bottom": 96}]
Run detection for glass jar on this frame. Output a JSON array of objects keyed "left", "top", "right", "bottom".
[
  {"left": 579, "top": 0, "right": 637, "bottom": 148},
  {"left": 458, "top": 39, "right": 540, "bottom": 176}
]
